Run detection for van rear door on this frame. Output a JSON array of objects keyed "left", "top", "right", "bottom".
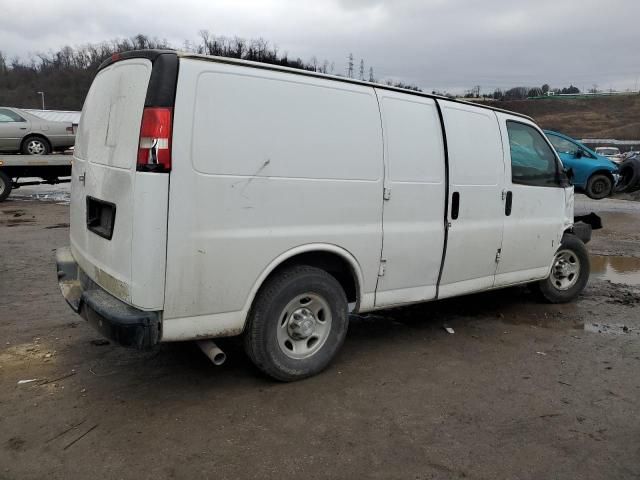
[{"left": 70, "top": 53, "right": 176, "bottom": 310}]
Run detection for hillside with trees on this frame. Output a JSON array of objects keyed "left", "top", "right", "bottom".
[{"left": 0, "top": 32, "right": 418, "bottom": 111}]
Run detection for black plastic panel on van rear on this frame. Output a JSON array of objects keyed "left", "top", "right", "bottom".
[{"left": 97, "top": 50, "right": 178, "bottom": 108}]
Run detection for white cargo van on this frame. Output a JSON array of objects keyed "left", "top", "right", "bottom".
[{"left": 56, "top": 50, "right": 592, "bottom": 381}]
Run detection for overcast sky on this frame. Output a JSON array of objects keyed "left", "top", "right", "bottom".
[{"left": 1, "top": 0, "right": 638, "bottom": 93}]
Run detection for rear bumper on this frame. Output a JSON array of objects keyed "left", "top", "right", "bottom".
[{"left": 55, "top": 247, "right": 160, "bottom": 349}]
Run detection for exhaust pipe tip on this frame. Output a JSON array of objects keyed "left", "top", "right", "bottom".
[
  {"left": 212, "top": 351, "right": 226, "bottom": 366},
  {"left": 197, "top": 340, "right": 226, "bottom": 366}
]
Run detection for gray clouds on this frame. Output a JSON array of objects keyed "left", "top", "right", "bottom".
[{"left": 1, "top": 0, "right": 638, "bottom": 92}]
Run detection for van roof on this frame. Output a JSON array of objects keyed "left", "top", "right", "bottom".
[{"left": 99, "top": 49, "right": 532, "bottom": 121}]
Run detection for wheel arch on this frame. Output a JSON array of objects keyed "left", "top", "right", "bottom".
[
  {"left": 587, "top": 168, "right": 615, "bottom": 183},
  {"left": 242, "top": 244, "right": 364, "bottom": 323}
]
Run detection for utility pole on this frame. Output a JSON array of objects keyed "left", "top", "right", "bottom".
[
  {"left": 37, "top": 91, "right": 45, "bottom": 110},
  {"left": 347, "top": 53, "right": 354, "bottom": 78}
]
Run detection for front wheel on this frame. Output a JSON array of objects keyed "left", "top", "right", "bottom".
[
  {"left": 0, "top": 171, "right": 12, "bottom": 202},
  {"left": 244, "top": 265, "right": 349, "bottom": 381},
  {"left": 537, "top": 234, "right": 590, "bottom": 304},
  {"left": 585, "top": 173, "right": 613, "bottom": 200}
]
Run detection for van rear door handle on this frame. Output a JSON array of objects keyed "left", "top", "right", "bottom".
[
  {"left": 451, "top": 192, "right": 460, "bottom": 220},
  {"left": 505, "top": 191, "right": 513, "bottom": 216}
]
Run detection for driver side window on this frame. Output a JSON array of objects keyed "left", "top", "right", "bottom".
[{"left": 507, "top": 121, "right": 561, "bottom": 187}]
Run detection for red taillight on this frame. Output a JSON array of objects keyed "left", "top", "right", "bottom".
[{"left": 137, "top": 107, "right": 172, "bottom": 172}]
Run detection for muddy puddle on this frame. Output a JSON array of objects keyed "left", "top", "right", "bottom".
[
  {"left": 9, "top": 180, "right": 70, "bottom": 203},
  {"left": 590, "top": 255, "right": 640, "bottom": 286}
]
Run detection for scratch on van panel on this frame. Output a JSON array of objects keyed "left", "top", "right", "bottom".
[{"left": 231, "top": 158, "right": 271, "bottom": 198}]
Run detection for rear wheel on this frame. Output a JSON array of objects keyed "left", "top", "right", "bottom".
[
  {"left": 21, "top": 136, "right": 51, "bottom": 155},
  {"left": 537, "top": 234, "right": 590, "bottom": 304},
  {"left": 244, "top": 265, "right": 349, "bottom": 381},
  {"left": 0, "top": 171, "right": 12, "bottom": 202}
]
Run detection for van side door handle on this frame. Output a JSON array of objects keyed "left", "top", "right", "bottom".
[
  {"left": 451, "top": 192, "right": 460, "bottom": 220},
  {"left": 505, "top": 191, "right": 513, "bottom": 216}
]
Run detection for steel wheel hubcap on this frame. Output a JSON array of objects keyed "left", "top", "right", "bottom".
[
  {"left": 277, "top": 293, "right": 332, "bottom": 359},
  {"left": 551, "top": 249, "right": 580, "bottom": 290},
  {"left": 27, "top": 140, "right": 45, "bottom": 155},
  {"left": 593, "top": 180, "right": 607, "bottom": 194}
]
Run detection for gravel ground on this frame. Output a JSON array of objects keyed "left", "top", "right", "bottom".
[{"left": 0, "top": 193, "right": 639, "bottom": 480}]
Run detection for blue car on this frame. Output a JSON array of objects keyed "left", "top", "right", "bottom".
[{"left": 544, "top": 130, "right": 618, "bottom": 199}]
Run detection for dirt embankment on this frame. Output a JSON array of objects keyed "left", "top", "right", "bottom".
[{"left": 485, "top": 95, "right": 640, "bottom": 142}]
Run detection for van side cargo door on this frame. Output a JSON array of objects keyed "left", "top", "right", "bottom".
[
  {"left": 374, "top": 90, "right": 446, "bottom": 307},
  {"left": 437, "top": 101, "right": 505, "bottom": 298}
]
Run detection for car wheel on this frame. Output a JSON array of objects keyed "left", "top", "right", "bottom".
[
  {"left": 0, "top": 171, "right": 12, "bottom": 202},
  {"left": 21, "top": 136, "right": 51, "bottom": 155},
  {"left": 244, "top": 265, "right": 349, "bottom": 381},
  {"left": 585, "top": 173, "right": 612, "bottom": 199},
  {"left": 537, "top": 234, "right": 590, "bottom": 304},
  {"left": 614, "top": 158, "right": 640, "bottom": 193}
]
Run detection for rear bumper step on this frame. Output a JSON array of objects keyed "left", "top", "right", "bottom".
[{"left": 55, "top": 247, "right": 160, "bottom": 349}]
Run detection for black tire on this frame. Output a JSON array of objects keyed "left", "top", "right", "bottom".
[
  {"left": 244, "top": 265, "right": 349, "bottom": 382},
  {"left": 21, "top": 136, "right": 51, "bottom": 155},
  {"left": 585, "top": 173, "right": 613, "bottom": 199},
  {"left": 537, "top": 234, "right": 590, "bottom": 304},
  {"left": 0, "top": 171, "right": 12, "bottom": 202},
  {"left": 614, "top": 158, "right": 640, "bottom": 193}
]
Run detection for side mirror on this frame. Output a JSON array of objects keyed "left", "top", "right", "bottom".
[
  {"left": 559, "top": 167, "right": 574, "bottom": 187},
  {"left": 574, "top": 149, "right": 583, "bottom": 158},
  {"left": 566, "top": 167, "right": 574, "bottom": 180}
]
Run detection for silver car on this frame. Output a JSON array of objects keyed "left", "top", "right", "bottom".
[{"left": 0, "top": 107, "right": 76, "bottom": 155}]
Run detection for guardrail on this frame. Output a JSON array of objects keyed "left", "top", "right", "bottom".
[{"left": 581, "top": 139, "right": 640, "bottom": 146}]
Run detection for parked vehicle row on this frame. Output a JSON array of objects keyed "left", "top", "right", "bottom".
[
  {"left": 545, "top": 132, "right": 640, "bottom": 196},
  {"left": 56, "top": 50, "right": 592, "bottom": 381},
  {"left": 544, "top": 130, "right": 620, "bottom": 199},
  {"left": 595, "top": 146, "right": 623, "bottom": 164}
]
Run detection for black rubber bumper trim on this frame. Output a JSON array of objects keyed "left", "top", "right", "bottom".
[
  {"left": 571, "top": 222, "right": 592, "bottom": 244},
  {"left": 81, "top": 289, "right": 160, "bottom": 350},
  {"left": 55, "top": 247, "right": 160, "bottom": 350}
]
